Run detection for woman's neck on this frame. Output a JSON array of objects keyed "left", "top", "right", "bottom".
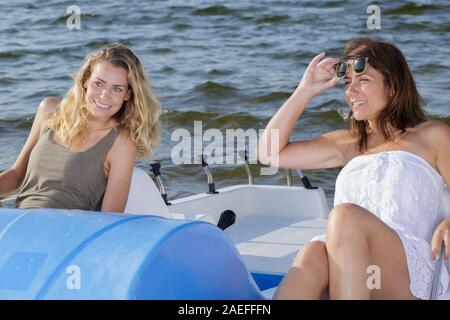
[
  {"left": 87, "top": 118, "right": 117, "bottom": 131},
  {"left": 367, "top": 120, "right": 402, "bottom": 140}
]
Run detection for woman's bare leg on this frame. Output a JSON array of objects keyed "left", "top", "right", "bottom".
[
  {"left": 326, "top": 203, "right": 418, "bottom": 300},
  {"left": 274, "top": 241, "right": 329, "bottom": 299}
]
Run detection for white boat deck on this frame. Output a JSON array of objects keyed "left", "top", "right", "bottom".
[{"left": 225, "top": 217, "right": 327, "bottom": 274}]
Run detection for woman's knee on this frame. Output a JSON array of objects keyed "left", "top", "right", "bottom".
[
  {"left": 326, "top": 203, "right": 375, "bottom": 249},
  {"left": 327, "top": 203, "right": 365, "bottom": 240},
  {"left": 293, "top": 241, "right": 328, "bottom": 272}
]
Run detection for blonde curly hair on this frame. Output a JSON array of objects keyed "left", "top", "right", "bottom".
[{"left": 47, "top": 43, "right": 161, "bottom": 158}]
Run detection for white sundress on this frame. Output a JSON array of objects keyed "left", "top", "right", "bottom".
[{"left": 311, "top": 150, "right": 449, "bottom": 300}]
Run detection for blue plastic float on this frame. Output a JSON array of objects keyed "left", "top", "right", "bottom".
[{"left": 0, "top": 208, "right": 264, "bottom": 300}]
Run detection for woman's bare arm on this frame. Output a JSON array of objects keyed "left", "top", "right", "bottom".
[
  {"left": 258, "top": 52, "right": 348, "bottom": 170},
  {"left": 429, "top": 121, "right": 450, "bottom": 261},
  {"left": 100, "top": 131, "right": 137, "bottom": 213},
  {"left": 0, "top": 96, "right": 60, "bottom": 198}
]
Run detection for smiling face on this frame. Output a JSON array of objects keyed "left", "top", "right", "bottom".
[
  {"left": 84, "top": 61, "right": 130, "bottom": 125},
  {"left": 344, "top": 63, "right": 391, "bottom": 122}
]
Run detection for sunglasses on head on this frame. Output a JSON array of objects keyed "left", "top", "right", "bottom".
[{"left": 335, "top": 57, "right": 369, "bottom": 79}]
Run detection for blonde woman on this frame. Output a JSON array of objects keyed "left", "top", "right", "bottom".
[{"left": 0, "top": 43, "right": 161, "bottom": 213}]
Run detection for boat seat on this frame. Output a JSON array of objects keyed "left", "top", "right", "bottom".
[
  {"left": 124, "top": 167, "right": 220, "bottom": 224},
  {"left": 124, "top": 167, "right": 171, "bottom": 218}
]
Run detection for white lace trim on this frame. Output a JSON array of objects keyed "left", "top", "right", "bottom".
[{"left": 397, "top": 233, "right": 449, "bottom": 300}]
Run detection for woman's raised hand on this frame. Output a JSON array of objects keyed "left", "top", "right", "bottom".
[{"left": 295, "top": 52, "right": 339, "bottom": 98}]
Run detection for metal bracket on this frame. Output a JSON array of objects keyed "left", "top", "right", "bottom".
[
  {"left": 285, "top": 169, "right": 293, "bottom": 186},
  {"left": 239, "top": 150, "right": 254, "bottom": 185},
  {"left": 285, "top": 168, "right": 317, "bottom": 189},
  {"left": 150, "top": 163, "right": 171, "bottom": 205},
  {"left": 294, "top": 169, "right": 318, "bottom": 189},
  {"left": 201, "top": 155, "right": 218, "bottom": 194},
  {"left": 430, "top": 242, "right": 446, "bottom": 300}
]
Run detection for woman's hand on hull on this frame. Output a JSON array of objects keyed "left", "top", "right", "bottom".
[{"left": 432, "top": 218, "right": 450, "bottom": 261}]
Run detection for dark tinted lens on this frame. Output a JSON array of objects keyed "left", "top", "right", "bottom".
[
  {"left": 353, "top": 57, "right": 366, "bottom": 74},
  {"left": 336, "top": 62, "right": 347, "bottom": 78}
]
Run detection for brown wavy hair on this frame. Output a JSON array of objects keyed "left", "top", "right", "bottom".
[
  {"left": 343, "top": 38, "right": 428, "bottom": 152},
  {"left": 47, "top": 43, "right": 161, "bottom": 158}
]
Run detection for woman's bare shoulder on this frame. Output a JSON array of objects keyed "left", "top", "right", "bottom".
[
  {"left": 112, "top": 129, "right": 138, "bottom": 154},
  {"left": 418, "top": 119, "right": 449, "bottom": 130},
  {"left": 104, "top": 129, "right": 137, "bottom": 172},
  {"left": 417, "top": 120, "right": 450, "bottom": 150},
  {"left": 38, "top": 96, "right": 61, "bottom": 114},
  {"left": 34, "top": 96, "right": 61, "bottom": 131}
]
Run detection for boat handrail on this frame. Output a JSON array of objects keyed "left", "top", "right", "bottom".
[
  {"left": 238, "top": 150, "right": 254, "bottom": 185},
  {"left": 283, "top": 168, "right": 317, "bottom": 189},
  {"left": 201, "top": 154, "right": 218, "bottom": 194},
  {"left": 149, "top": 162, "right": 171, "bottom": 205},
  {"left": 430, "top": 241, "right": 446, "bottom": 300}
]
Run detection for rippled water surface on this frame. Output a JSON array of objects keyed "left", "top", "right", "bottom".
[{"left": 1, "top": 0, "right": 449, "bottom": 207}]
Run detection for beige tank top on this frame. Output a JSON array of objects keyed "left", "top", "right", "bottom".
[{"left": 15, "top": 126, "right": 121, "bottom": 211}]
